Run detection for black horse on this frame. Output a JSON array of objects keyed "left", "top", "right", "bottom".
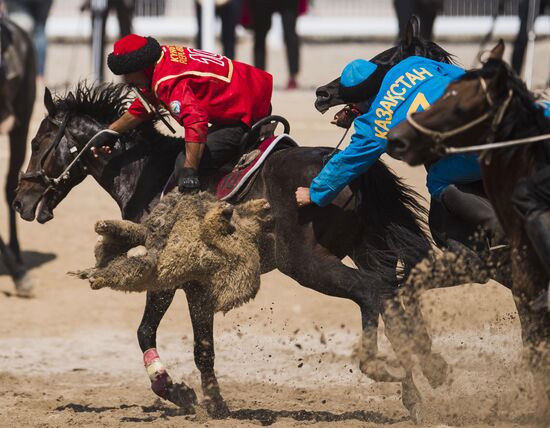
[
  {"left": 316, "top": 17, "right": 512, "bottom": 290},
  {"left": 12, "top": 80, "right": 441, "bottom": 417},
  {"left": 387, "top": 41, "right": 550, "bottom": 411},
  {"left": 0, "top": 15, "right": 36, "bottom": 296}
]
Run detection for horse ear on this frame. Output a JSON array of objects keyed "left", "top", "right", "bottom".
[
  {"left": 44, "top": 87, "right": 56, "bottom": 116},
  {"left": 488, "top": 39, "right": 505, "bottom": 61},
  {"left": 404, "top": 15, "right": 420, "bottom": 48}
]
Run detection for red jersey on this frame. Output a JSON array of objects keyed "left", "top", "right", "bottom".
[{"left": 128, "top": 45, "right": 273, "bottom": 143}]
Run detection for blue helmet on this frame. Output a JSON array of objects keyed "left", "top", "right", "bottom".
[{"left": 338, "top": 59, "right": 386, "bottom": 102}]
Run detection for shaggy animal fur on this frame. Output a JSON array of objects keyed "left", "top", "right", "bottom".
[{"left": 73, "top": 193, "right": 272, "bottom": 313}]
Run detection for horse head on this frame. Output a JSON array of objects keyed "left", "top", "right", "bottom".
[
  {"left": 315, "top": 16, "right": 454, "bottom": 114},
  {"left": 387, "top": 40, "right": 535, "bottom": 166},
  {"left": 13, "top": 86, "right": 113, "bottom": 223},
  {"left": 14, "top": 81, "right": 180, "bottom": 223}
]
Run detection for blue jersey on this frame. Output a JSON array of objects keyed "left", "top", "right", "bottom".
[
  {"left": 539, "top": 100, "right": 550, "bottom": 117},
  {"left": 310, "top": 56, "right": 469, "bottom": 206}
]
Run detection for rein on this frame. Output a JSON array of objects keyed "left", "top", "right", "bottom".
[
  {"left": 445, "top": 133, "right": 550, "bottom": 154},
  {"left": 19, "top": 113, "right": 118, "bottom": 198},
  {"left": 405, "top": 76, "right": 514, "bottom": 154},
  {"left": 324, "top": 126, "right": 352, "bottom": 164}
]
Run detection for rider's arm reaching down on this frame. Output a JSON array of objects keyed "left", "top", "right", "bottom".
[
  {"left": 154, "top": 81, "right": 209, "bottom": 191},
  {"left": 157, "top": 82, "right": 209, "bottom": 170},
  {"left": 297, "top": 113, "right": 386, "bottom": 207}
]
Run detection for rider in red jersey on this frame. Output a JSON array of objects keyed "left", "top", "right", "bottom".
[{"left": 94, "top": 34, "right": 273, "bottom": 192}]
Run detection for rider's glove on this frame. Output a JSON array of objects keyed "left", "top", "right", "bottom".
[
  {"left": 176, "top": 167, "right": 200, "bottom": 194},
  {"left": 331, "top": 104, "right": 361, "bottom": 129}
]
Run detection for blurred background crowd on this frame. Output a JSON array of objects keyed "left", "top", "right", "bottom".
[{"left": 0, "top": 0, "right": 549, "bottom": 89}]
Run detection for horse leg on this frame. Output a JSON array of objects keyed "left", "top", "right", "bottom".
[
  {"left": 515, "top": 299, "right": 550, "bottom": 421},
  {"left": 352, "top": 234, "right": 448, "bottom": 418},
  {"left": 137, "top": 289, "right": 197, "bottom": 413},
  {"left": 7, "top": 124, "right": 27, "bottom": 262},
  {"left": 513, "top": 253, "right": 550, "bottom": 413},
  {"left": 186, "top": 287, "right": 230, "bottom": 419},
  {"left": 356, "top": 304, "right": 403, "bottom": 382},
  {"left": 351, "top": 243, "right": 404, "bottom": 382},
  {"left": 6, "top": 124, "right": 35, "bottom": 296},
  {"left": 276, "top": 238, "right": 389, "bottom": 380}
]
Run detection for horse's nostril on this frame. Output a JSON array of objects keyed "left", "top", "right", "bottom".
[
  {"left": 391, "top": 137, "right": 411, "bottom": 154},
  {"left": 12, "top": 200, "right": 22, "bottom": 213}
]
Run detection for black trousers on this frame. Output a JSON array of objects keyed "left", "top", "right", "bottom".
[
  {"left": 393, "top": 0, "right": 439, "bottom": 41},
  {"left": 513, "top": 165, "right": 550, "bottom": 216},
  {"left": 511, "top": 0, "right": 550, "bottom": 75},
  {"left": 512, "top": 166, "right": 550, "bottom": 276},
  {"left": 249, "top": 0, "right": 300, "bottom": 76},
  {"left": 178, "top": 123, "right": 249, "bottom": 173},
  {"left": 195, "top": 0, "right": 243, "bottom": 59}
]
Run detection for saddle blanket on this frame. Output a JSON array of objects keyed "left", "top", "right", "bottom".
[
  {"left": 216, "top": 134, "right": 297, "bottom": 201},
  {"left": 161, "top": 134, "right": 297, "bottom": 199}
]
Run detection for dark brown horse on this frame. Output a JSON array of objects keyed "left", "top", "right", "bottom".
[
  {"left": 387, "top": 41, "right": 550, "bottom": 408},
  {"left": 13, "top": 82, "right": 439, "bottom": 418},
  {"left": 0, "top": 15, "right": 37, "bottom": 296}
]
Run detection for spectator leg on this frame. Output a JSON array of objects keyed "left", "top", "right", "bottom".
[
  {"left": 280, "top": 0, "right": 300, "bottom": 80},
  {"left": 115, "top": 0, "right": 135, "bottom": 36},
  {"left": 417, "top": 1, "right": 437, "bottom": 40},
  {"left": 512, "top": 0, "right": 532, "bottom": 75},
  {"left": 250, "top": 0, "right": 272, "bottom": 70},
  {"left": 195, "top": 1, "right": 203, "bottom": 50},
  {"left": 393, "top": 0, "right": 416, "bottom": 41},
  {"left": 218, "top": 0, "right": 242, "bottom": 59}
]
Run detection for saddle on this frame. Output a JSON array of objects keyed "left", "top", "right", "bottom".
[
  {"left": 162, "top": 115, "right": 298, "bottom": 200},
  {"left": 216, "top": 115, "right": 298, "bottom": 201}
]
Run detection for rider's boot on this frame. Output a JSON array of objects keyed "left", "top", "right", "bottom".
[
  {"left": 524, "top": 210, "right": 550, "bottom": 277},
  {"left": 440, "top": 184, "right": 504, "bottom": 246}
]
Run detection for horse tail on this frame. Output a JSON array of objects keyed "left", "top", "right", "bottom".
[{"left": 357, "top": 160, "right": 431, "bottom": 294}]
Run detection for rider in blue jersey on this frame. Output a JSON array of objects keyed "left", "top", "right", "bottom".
[{"left": 296, "top": 56, "right": 500, "bottom": 239}]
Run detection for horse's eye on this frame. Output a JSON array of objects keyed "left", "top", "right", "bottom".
[{"left": 31, "top": 141, "right": 39, "bottom": 152}]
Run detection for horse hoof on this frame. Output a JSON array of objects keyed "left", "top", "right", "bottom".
[
  {"left": 167, "top": 383, "right": 198, "bottom": 414},
  {"left": 204, "top": 397, "right": 230, "bottom": 419},
  {"left": 418, "top": 352, "right": 449, "bottom": 388},
  {"left": 151, "top": 373, "right": 196, "bottom": 413},
  {"left": 360, "top": 357, "right": 405, "bottom": 382},
  {"left": 14, "top": 271, "right": 36, "bottom": 298}
]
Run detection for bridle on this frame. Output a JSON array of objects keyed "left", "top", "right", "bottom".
[
  {"left": 405, "top": 76, "right": 514, "bottom": 155},
  {"left": 18, "top": 112, "right": 118, "bottom": 199}
]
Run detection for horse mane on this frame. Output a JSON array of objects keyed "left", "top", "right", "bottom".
[
  {"left": 371, "top": 38, "right": 456, "bottom": 67},
  {"left": 459, "top": 59, "right": 550, "bottom": 164},
  {"left": 465, "top": 59, "right": 550, "bottom": 133},
  {"left": 54, "top": 81, "right": 132, "bottom": 123},
  {"left": 53, "top": 81, "right": 182, "bottom": 151}
]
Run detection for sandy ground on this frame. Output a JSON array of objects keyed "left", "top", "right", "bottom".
[{"left": 0, "top": 39, "right": 549, "bottom": 427}]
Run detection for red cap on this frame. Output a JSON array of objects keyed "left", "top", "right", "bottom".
[
  {"left": 107, "top": 35, "right": 161, "bottom": 75},
  {"left": 113, "top": 34, "right": 149, "bottom": 56}
]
